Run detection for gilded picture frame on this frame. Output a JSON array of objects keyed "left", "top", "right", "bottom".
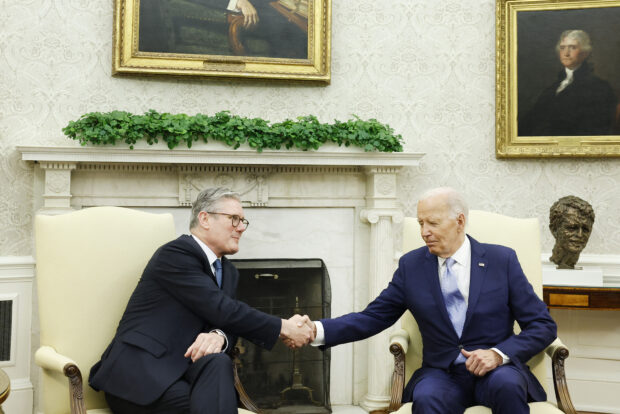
[
  {"left": 113, "top": 0, "right": 331, "bottom": 83},
  {"left": 496, "top": 0, "right": 620, "bottom": 158}
]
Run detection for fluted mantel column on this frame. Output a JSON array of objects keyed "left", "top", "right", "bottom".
[{"left": 360, "top": 166, "right": 404, "bottom": 413}]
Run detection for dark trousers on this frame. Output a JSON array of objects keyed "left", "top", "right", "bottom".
[
  {"left": 411, "top": 364, "right": 529, "bottom": 414},
  {"left": 105, "top": 353, "right": 238, "bottom": 414}
]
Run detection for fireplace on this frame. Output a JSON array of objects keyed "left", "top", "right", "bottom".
[
  {"left": 232, "top": 259, "right": 331, "bottom": 413},
  {"left": 19, "top": 143, "right": 422, "bottom": 411}
]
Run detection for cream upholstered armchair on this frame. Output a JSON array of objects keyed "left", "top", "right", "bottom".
[
  {"left": 388, "top": 210, "right": 576, "bottom": 414},
  {"left": 34, "top": 207, "right": 257, "bottom": 414}
]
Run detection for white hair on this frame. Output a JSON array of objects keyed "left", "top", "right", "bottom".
[
  {"left": 556, "top": 30, "right": 592, "bottom": 54},
  {"left": 419, "top": 187, "right": 469, "bottom": 221}
]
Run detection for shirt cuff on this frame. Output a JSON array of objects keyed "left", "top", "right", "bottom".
[
  {"left": 491, "top": 347, "right": 510, "bottom": 365},
  {"left": 227, "top": 0, "right": 239, "bottom": 12},
  {"left": 311, "top": 321, "right": 325, "bottom": 346},
  {"left": 210, "top": 329, "right": 229, "bottom": 353}
]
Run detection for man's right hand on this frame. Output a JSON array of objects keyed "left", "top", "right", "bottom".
[
  {"left": 184, "top": 332, "right": 225, "bottom": 362},
  {"left": 236, "top": 0, "right": 258, "bottom": 28},
  {"left": 280, "top": 314, "right": 314, "bottom": 348}
]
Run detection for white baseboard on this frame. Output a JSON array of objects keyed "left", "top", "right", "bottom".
[{"left": 2, "top": 378, "right": 33, "bottom": 414}]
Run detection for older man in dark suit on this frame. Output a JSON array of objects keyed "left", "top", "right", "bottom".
[
  {"left": 89, "top": 187, "right": 313, "bottom": 414},
  {"left": 304, "top": 187, "right": 557, "bottom": 414}
]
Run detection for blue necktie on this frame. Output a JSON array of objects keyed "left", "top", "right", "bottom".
[
  {"left": 442, "top": 257, "right": 467, "bottom": 363},
  {"left": 213, "top": 259, "right": 222, "bottom": 288}
]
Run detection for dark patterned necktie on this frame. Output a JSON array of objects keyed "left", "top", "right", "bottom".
[{"left": 214, "top": 259, "right": 222, "bottom": 288}]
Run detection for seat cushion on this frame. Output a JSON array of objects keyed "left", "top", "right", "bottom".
[{"left": 393, "top": 401, "right": 564, "bottom": 413}]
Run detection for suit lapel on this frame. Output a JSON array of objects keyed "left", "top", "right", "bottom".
[
  {"left": 220, "top": 257, "right": 237, "bottom": 295},
  {"left": 185, "top": 235, "right": 218, "bottom": 286},
  {"left": 464, "top": 236, "right": 488, "bottom": 330},
  {"left": 424, "top": 250, "right": 456, "bottom": 336}
]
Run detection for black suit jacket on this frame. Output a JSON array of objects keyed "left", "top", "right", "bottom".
[
  {"left": 89, "top": 235, "right": 281, "bottom": 405},
  {"left": 520, "top": 61, "right": 617, "bottom": 136}
]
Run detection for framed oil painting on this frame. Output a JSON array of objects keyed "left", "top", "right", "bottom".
[
  {"left": 113, "top": 0, "right": 331, "bottom": 83},
  {"left": 496, "top": 0, "right": 620, "bottom": 157}
]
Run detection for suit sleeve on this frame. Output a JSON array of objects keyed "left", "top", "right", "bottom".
[
  {"left": 320, "top": 260, "right": 408, "bottom": 348},
  {"left": 495, "top": 250, "right": 557, "bottom": 364},
  {"left": 148, "top": 242, "right": 281, "bottom": 350}
]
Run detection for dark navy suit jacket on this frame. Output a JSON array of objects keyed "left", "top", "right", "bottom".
[
  {"left": 320, "top": 236, "right": 556, "bottom": 403},
  {"left": 89, "top": 234, "right": 281, "bottom": 405}
]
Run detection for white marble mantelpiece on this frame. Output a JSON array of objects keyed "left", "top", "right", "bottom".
[
  {"left": 19, "top": 143, "right": 424, "bottom": 411},
  {"left": 18, "top": 143, "right": 421, "bottom": 166},
  {"left": 18, "top": 144, "right": 423, "bottom": 211}
]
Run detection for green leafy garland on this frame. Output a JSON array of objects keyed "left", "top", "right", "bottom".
[{"left": 62, "top": 110, "right": 404, "bottom": 153}]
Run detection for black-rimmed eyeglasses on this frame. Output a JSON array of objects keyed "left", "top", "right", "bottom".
[{"left": 207, "top": 212, "right": 250, "bottom": 228}]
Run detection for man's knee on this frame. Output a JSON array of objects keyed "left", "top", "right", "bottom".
[
  {"left": 483, "top": 366, "right": 527, "bottom": 400},
  {"left": 413, "top": 381, "right": 465, "bottom": 413},
  {"left": 186, "top": 352, "right": 234, "bottom": 385},
  {"left": 206, "top": 352, "right": 232, "bottom": 368},
  {"left": 475, "top": 366, "right": 529, "bottom": 413}
]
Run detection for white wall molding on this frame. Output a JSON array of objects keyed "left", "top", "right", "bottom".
[
  {"left": 541, "top": 252, "right": 620, "bottom": 285},
  {"left": 0, "top": 256, "right": 34, "bottom": 414}
]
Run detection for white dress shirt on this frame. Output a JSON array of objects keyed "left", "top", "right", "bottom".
[
  {"left": 191, "top": 234, "right": 219, "bottom": 275},
  {"left": 191, "top": 234, "right": 229, "bottom": 352}
]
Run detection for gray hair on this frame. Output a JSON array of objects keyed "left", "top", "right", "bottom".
[
  {"left": 556, "top": 30, "right": 592, "bottom": 55},
  {"left": 189, "top": 187, "right": 241, "bottom": 230},
  {"left": 419, "top": 187, "right": 469, "bottom": 221}
]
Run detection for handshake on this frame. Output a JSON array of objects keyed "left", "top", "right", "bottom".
[{"left": 280, "top": 314, "right": 317, "bottom": 349}]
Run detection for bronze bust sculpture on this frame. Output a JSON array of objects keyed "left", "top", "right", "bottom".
[{"left": 549, "top": 196, "right": 595, "bottom": 269}]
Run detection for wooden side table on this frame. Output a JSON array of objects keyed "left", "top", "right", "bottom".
[
  {"left": 543, "top": 285, "right": 620, "bottom": 310},
  {"left": 0, "top": 368, "right": 9, "bottom": 414}
]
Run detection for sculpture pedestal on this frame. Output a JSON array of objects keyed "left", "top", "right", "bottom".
[{"left": 543, "top": 265, "right": 604, "bottom": 287}]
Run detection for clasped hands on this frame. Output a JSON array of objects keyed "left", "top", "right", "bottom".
[{"left": 280, "top": 314, "right": 316, "bottom": 349}]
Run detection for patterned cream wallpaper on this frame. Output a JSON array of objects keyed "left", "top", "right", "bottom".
[{"left": 1, "top": 0, "right": 619, "bottom": 256}]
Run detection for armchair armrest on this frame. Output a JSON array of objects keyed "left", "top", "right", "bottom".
[
  {"left": 388, "top": 329, "right": 410, "bottom": 413},
  {"left": 544, "top": 338, "right": 576, "bottom": 414},
  {"left": 35, "top": 346, "right": 87, "bottom": 414}
]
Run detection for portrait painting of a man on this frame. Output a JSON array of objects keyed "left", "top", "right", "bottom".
[
  {"left": 138, "top": 0, "right": 309, "bottom": 59},
  {"left": 112, "top": 0, "right": 330, "bottom": 82},
  {"left": 516, "top": 7, "right": 620, "bottom": 137}
]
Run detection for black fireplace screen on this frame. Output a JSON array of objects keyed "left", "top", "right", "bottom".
[{"left": 231, "top": 258, "right": 331, "bottom": 413}]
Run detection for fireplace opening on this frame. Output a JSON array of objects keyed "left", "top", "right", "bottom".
[{"left": 231, "top": 258, "right": 331, "bottom": 413}]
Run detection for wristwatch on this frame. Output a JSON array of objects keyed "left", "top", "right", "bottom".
[{"left": 210, "top": 329, "right": 228, "bottom": 352}]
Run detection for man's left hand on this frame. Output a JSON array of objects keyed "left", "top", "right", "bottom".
[
  {"left": 184, "top": 332, "right": 225, "bottom": 362},
  {"left": 461, "top": 348, "right": 502, "bottom": 376}
]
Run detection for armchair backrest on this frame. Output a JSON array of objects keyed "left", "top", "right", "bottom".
[
  {"left": 35, "top": 207, "right": 176, "bottom": 413},
  {"left": 401, "top": 210, "right": 547, "bottom": 391}
]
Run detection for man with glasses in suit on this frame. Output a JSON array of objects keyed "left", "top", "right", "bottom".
[{"left": 90, "top": 187, "right": 314, "bottom": 414}]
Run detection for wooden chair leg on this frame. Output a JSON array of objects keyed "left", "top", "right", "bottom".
[
  {"left": 388, "top": 342, "right": 406, "bottom": 413},
  {"left": 64, "top": 363, "right": 87, "bottom": 414},
  {"left": 231, "top": 347, "right": 261, "bottom": 413},
  {"left": 227, "top": 14, "right": 246, "bottom": 55},
  {"left": 551, "top": 346, "right": 577, "bottom": 414}
]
